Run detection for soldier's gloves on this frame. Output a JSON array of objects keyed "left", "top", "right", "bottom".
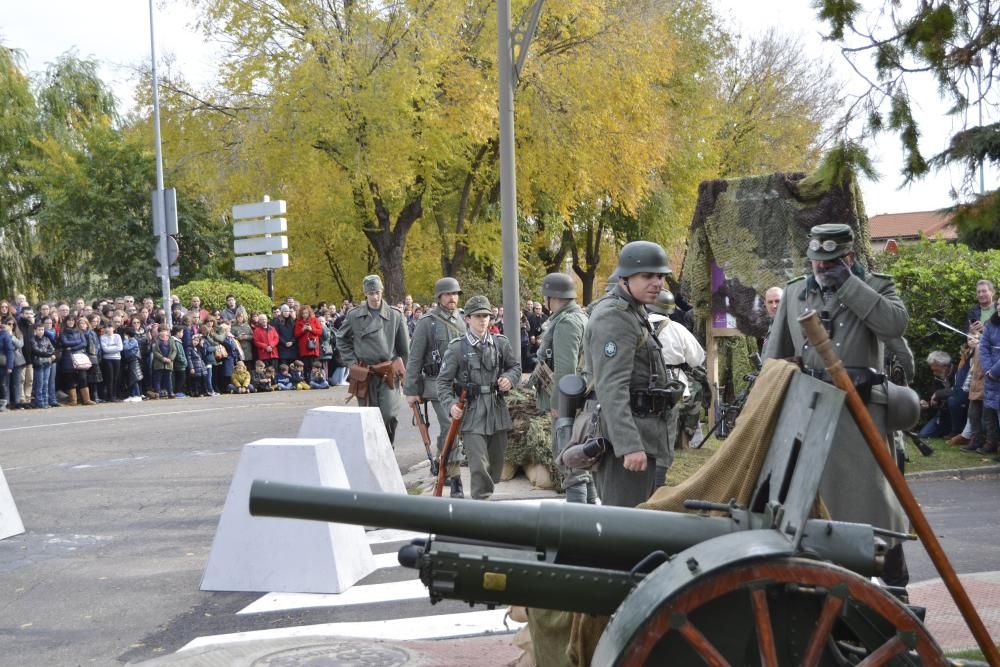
[{"left": 823, "top": 259, "right": 852, "bottom": 291}]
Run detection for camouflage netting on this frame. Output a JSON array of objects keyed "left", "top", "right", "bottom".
[
  {"left": 679, "top": 171, "right": 870, "bottom": 398},
  {"left": 681, "top": 171, "right": 871, "bottom": 341},
  {"left": 504, "top": 389, "right": 560, "bottom": 488}
]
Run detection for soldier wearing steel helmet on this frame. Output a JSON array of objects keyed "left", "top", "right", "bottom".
[
  {"left": 335, "top": 274, "right": 410, "bottom": 443},
  {"left": 437, "top": 295, "right": 521, "bottom": 500},
  {"left": 763, "top": 222, "right": 912, "bottom": 588},
  {"left": 404, "top": 277, "right": 468, "bottom": 497},
  {"left": 583, "top": 241, "right": 681, "bottom": 507},
  {"left": 534, "top": 272, "right": 596, "bottom": 503}
]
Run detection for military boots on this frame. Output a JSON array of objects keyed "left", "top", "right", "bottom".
[{"left": 449, "top": 476, "right": 464, "bottom": 499}]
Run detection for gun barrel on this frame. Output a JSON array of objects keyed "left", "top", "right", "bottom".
[
  {"left": 251, "top": 480, "right": 735, "bottom": 570},
  {"left": 249, "top": 481, "right": 879, "bottom": 575}
]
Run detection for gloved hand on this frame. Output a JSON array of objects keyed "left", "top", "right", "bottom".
[{"left": 821, "top": 259, "right": 852, "bottom": 290}]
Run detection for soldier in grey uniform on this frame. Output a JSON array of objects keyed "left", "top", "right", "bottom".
[
  {"left": 763, "top": 223, "right": 911, "bottom": 587},
  {"left": 534, "top": 272, "right": 595, "bottom": 503},
  {"left": 404, "top": 277, "right": 467, "bottom": 497},
  {"left": 335, "top": 275, "right": 410, "bottom": 444},
  {"left": 437, "top": 296, "right": 521, "bottom": 500},
  {"left": 583, "top": 241, "right": 679, "bottom": 508}
]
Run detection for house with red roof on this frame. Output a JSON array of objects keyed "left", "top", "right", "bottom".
[{"left": 868, "top": 210, "right": 956, "bottom": 252}]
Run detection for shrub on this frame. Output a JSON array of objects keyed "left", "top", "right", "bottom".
[
  {"left": 882, "top": 239, "right": 1000, "bottom": 392},
  {"left": 172, "top": 279, "right": 273, "bottom": 316}
]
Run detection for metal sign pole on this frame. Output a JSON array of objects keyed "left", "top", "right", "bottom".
[{"left": 148, "top": 0, "right": 172, "bottom": 328}]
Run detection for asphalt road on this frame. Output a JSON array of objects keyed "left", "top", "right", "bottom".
[
  {"left": 0, "top": 389, "right": 997, "bottom": 666},
  {"left": 0, "top": 386, "right": 433, "bottom": 666}
]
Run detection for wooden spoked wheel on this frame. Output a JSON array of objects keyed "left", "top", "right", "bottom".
[{"left": 617, "top": 558, "right": 946, "bottom": 667}]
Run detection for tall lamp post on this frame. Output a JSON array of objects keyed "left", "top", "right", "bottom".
[
  {"left": 148, "top": 0, "right": 172, "bottom": 328},
  {"left": 498, "top": 0, "right": 543, "bottom": 362}
]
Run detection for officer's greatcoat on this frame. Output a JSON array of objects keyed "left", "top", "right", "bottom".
[
  {"left": 335, "top": 301, "right": 409, "bottom": 439},
  {"left": 763, "top": 267, "right": 908, "bottom": 534}
]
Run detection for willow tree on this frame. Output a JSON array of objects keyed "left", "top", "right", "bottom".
[{"left": 0, "top": 46, "right": 40, "bottom": 297}]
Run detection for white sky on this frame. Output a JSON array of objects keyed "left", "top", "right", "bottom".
[{"left": 1, "top": 0, "right": 989, "bottom": 215}]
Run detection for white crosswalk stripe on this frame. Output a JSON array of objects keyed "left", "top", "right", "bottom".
[{"left": 188, "top": 525, "right": 525, "bottom": 650}]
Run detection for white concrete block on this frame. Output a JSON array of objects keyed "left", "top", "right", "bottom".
[
  {"left": 201, "top": 438, "right": 375, "bottom": 593},
  {"left": 0, "top": 465, "right": 24, "bottom": 540},
  {"left": 298, "top": 407, "right": 406, "bottom": 495}
]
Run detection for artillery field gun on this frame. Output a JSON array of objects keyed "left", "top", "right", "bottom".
[{"left": 248, "top": 313, "right": 998, "bottom": 666}]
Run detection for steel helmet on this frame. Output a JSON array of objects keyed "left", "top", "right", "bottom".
[
  {"left": 434, "top": 277, "right": 462, "bottom": 299},
  {"left": 646, "top": 290, "right": 677, "bottom": 316},
  {"left": 541, "top": 272, "right": 576, "bottom": 299},
  {"left": 616, "top": 241, "right": 671, "bottom": 277}
]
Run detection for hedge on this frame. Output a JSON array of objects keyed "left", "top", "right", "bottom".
[
  {"left": 172, "top": 279, "right": 273, "bottom": 316},
  {"left": 882, "top": 239, "right": 1000, "bottom": 393}
]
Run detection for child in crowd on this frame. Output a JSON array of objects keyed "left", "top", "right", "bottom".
[
  {"left": 290, "top": 360, "right": 310, "bottom": 390},
  {"left": 151, "top": 328, "right": 176, "bottom": 398},
  {"left": 199, "top": 332, "right": 218, "bottom": 396},
  {"left": 187, "top": 334, "right": 209, "bottom": 397},
  {"left": 170, "top": 325, "right": 188, "bottom": 397},
  {"left": 30, "top": 322, "right": 56, "bottom": 409},
  {"left": 121, "top": 327, "right": 144, "bottom": 402},
  {"left": 252, "top": 360, "right": 272, "bottom": 392},
  {"left": 275, "top": 363, "right": 294, "bottom": 391},
  {"left": 228, "top": 360, "right": 253, "bottom": 394},
  {"left": 309, "top": 360, "right": 330, "bottom": 389}
]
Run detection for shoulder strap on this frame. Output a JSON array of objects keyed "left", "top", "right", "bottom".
[
  {"left": 430, "top": 309, "right": 463, "bottom": 339},
  {"left": 654, "top": 318, "right": 670, "bottom": 337}
]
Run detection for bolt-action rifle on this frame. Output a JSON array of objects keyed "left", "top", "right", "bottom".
[
  {"left": 433, "top": 388, "right": 466, "bottom": 497},
  {"left": 411, "top": 401, "right": 439, "bottom": 476}
]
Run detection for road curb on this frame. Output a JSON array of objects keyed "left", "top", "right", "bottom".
[{"left": 905, "top": 464, "right": 1000, "bottom": 481}]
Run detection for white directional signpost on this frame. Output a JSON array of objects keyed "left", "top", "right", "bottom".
[{"left": 232, "top": 195, "right": 288, "bottom": 299}]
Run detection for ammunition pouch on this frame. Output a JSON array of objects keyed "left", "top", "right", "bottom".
[
  {"left": 629, "top": 383, "right": 684, "bottom": 418},
  {"left": 454, "top": 383, "right": 498, "bottom": 400},
  {"left": 347, "top": 362, "right": 371, "bottom": 403},
  {"left": 422, "top": 350, "right": 442, "bottom": 378},
  {"left": 370, "top": 358, "right": 406, "bottom": 390},
  {"left": 802, "top": 366, "right": 884, "bottom": 404}
]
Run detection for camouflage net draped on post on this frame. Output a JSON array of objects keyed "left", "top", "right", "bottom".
[
  {"left": 681, "top": 171, "right": 871, "bottom": 341},
  {"left": 503, "top": 389, "right": 560, "bottom": 489}
]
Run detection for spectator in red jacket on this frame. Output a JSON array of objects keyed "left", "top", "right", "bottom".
[
  {"left": 253, "top": 313, "right": 280, "bottom": 370},
  {"left": 294, "top": 304, "right": 322, "bottom": 364}
]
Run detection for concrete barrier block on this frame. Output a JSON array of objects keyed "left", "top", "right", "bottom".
[
  {"left": 298, "top": 407, "right": 406, "bottom": 495},
  {"left": 0, "top": 466, "right": 24, "bottom": 540},
  {"left": 201, "top": 438, "right": 375, "bottom": 593}
]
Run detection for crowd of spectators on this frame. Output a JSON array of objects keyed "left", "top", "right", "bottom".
[
  {"left": 0, "top": 293, "right": 375, "bottom": 411},
  {"left": 916, "top": 279, "right": 1000, "bottom": 463},
  {"left": 0, "top": 291, "right": 562, "bottom": 412}
]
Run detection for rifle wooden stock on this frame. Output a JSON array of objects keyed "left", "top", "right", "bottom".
[
  {"left": 434, "top": 389, "right": 467, "bottom": 497},
  {"left": 798, "top": 310, "right": 1000, "bottom": 666},
  {"left": 411, "top": 401, "right": 437, "bottom": 473}
]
